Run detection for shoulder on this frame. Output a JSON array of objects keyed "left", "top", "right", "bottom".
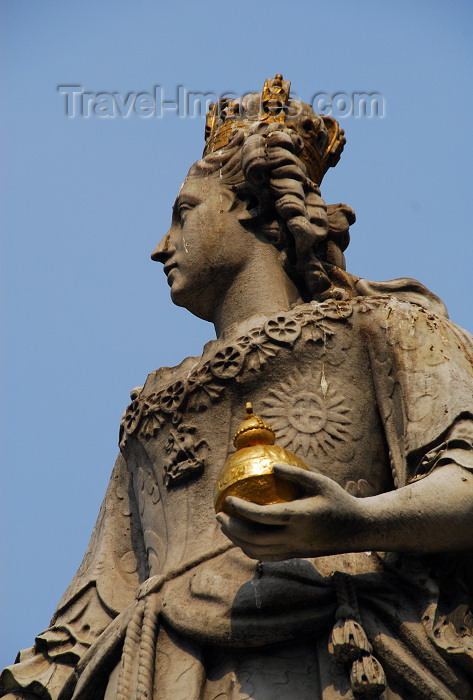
[{"left": 352, "top": 275, "right": 448, "bottom": 318}]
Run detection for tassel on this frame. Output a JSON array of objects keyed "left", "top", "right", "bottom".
[
  {"left": 328, "top": 572, "right": 386, "bottom": 697},
  {"left": 328, "top": 612, "right": 372, "bottom": 664},
  {"left": 350, "top": 653, "right": 386, "bottom": 697}
]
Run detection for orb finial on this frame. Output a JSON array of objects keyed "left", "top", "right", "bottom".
[
  {"left": 214, "top": 401, "right": 309, "bottom": 514},
  {"left": 233, "top": 403, "right": 275, "bottom": 450}
]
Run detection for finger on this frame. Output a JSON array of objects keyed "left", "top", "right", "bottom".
[
  {"left": 217, "top": 512, "right": 284, "bottom": 545},
  {"left": 241, "top": 547, "right": 291, "bottom": 562},
  {"left": 222, "top": 496, "right": 293, "bottom": 525},
  {"left": 272, "top": 464, "right": 328, "bottom": 492},
  {"left": 217, "top": 526, "right": 291, "bottom": 561}
]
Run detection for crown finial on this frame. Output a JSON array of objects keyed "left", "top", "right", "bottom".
[
  {"left": 261, "top": 74, "right": 291, "bottom": 116},
  {"left": 203, "top": 76, "right": 346, "bottom": 186}
]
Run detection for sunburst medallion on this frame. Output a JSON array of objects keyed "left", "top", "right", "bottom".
[{"left": 261, "top": 371, "right": 353, "bottom": 459}]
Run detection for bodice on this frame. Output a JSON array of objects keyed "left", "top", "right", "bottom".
[{"left": 121, "top": 299, "right": 392, "bottom": 581}]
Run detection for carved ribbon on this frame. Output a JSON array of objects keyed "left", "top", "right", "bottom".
[{"left": 116, "top": 596, "right": 160, "bottom": 700}]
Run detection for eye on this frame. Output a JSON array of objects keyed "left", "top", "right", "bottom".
[
  {"left": 178, "top": 203, "right": 190, "bottom": 218},
  {"left": 177, "top": 201, "right": 195, "bottom": 223}
]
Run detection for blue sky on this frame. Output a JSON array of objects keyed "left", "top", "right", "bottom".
[{"left": 1, "top": 0, "right": 472, "bottom": 669}]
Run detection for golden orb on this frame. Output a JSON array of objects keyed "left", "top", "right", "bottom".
[{"left": 214, "top": 402, "right": 310, "bottom": 515}]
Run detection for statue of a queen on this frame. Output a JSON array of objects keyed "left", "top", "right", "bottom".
[{"left": 2, "top": 75, "right": 473, "bottom": 700}]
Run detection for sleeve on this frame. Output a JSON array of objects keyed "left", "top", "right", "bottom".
[
  {"left": 410, "top": 419, "right": 473, "bottom": 482},
  {"left": 0, "top": 454, "right": 146, "bottom": 700},
  {"left": 361, "top": 297, "right": 473, "bottom": 488}
]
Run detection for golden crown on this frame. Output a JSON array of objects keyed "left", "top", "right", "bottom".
[{"left": 204, "top": 74, "right": 346, "bottom": 186}]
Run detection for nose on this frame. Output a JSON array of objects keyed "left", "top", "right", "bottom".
[{"left": 151, "top": 231, "right": 174, "bottom": 263}]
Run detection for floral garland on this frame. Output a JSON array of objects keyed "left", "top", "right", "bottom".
[{"left": 119, "top": 298, "right": 354, "bottom": 448}]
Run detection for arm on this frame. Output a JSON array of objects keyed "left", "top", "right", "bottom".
[{"left": 216, "top": 462, "right": 473, "bottom": 561}]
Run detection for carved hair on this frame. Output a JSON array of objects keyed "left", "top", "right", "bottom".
[{"left": 188, "top": 122, "right": 355, "bottom": 300}]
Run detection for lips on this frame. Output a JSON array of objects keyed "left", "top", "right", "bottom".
[
  {"left": 163, "top": 261, "right": 178, "bottom": 287},
  {"left": 163, "top": 261, "right": 178, "bottom": 277}
]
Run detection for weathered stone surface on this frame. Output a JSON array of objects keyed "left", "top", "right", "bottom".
[{"left": 2, "top": 76, "right": 473, "bottom": 699}]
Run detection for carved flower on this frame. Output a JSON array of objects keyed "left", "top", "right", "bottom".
[
  {"left": 159, "top": 380, "right": 186, "bottom": 413},
  {"left": 317, "top": 299, "right": 353, "bottom": 320},
  {"left": 210, "top": 345, "right": 244, "bottom": 379},
  {"left": 264, "top": 315, "right": 301, "bottom": 345},
  {"left": 122, "top": 399, "right": 143, "bottom": 435},
  {"left": 294, "top": 303, "right": 323, "bottom": 325}
]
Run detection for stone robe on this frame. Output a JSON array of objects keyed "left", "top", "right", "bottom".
[{"left": 2, "top": 283, "right": 473, "bottom": 700}]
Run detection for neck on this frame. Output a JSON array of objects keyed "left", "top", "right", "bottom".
[{"left": 213, "top": 249, "right": 304, "bottom": 338}]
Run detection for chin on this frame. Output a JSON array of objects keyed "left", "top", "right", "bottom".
[{"left": 170, "top": 286, "right": 214, "bottom": 323}]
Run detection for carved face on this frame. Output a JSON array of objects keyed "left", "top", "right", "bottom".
[{"left": 151, "top": 172, "right": 257, "bottom": 321}]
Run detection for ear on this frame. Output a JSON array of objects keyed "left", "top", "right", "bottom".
[
  {"left": 238, "top": 203, "right": 282, "bottom": 248},
  {"left": 236, "top": 190, "right": 276, "bottom": 228},
  {"left": 218, "top": 188, "right": 239, "bottom": 213}
]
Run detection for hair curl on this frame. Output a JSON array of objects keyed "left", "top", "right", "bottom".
[{"left": 188, "top": 121, "right": 355, "bottom": 301}]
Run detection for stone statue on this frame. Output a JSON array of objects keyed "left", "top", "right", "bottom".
[{"left": 2, "top": 75, "right": 473, "bottom": 700}]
